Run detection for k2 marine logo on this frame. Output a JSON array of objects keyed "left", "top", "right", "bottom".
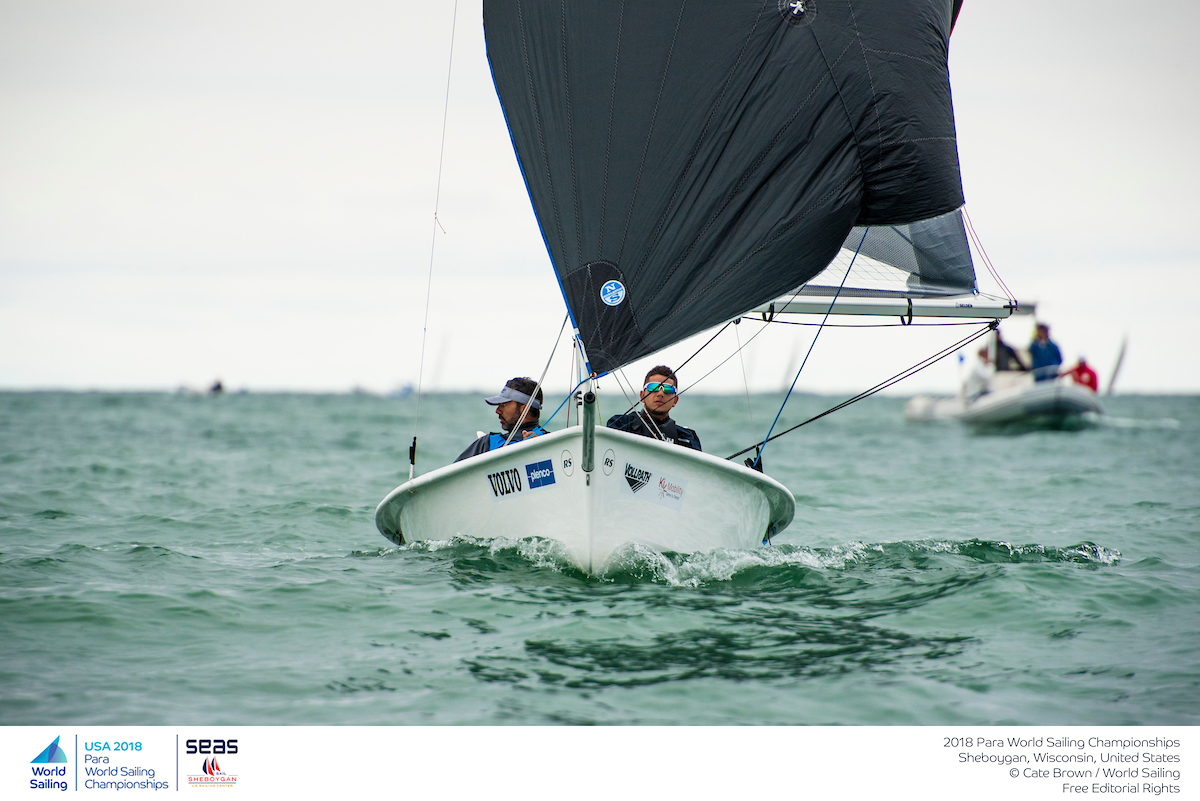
[{"left": 624, "top": 463, "right": 651, "bottom": 493}]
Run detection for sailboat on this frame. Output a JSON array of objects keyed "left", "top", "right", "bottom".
[
  {"left": 377, "top": 0, "right": 989, "bottom": 572},
  {"left": 904, "top": 322, "right": 1106, "bottom": 429}
]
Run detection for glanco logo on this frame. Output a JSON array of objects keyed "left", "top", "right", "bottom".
[
  {"left": 624, "top": 463, "right": 651, "bottom": 492},
  {"left": 525, "top": 459, "right": 555, "bottom": 488},
  {"left": 30, "top": 736, "right": 68, "bottom": 791},
  {"left": 187, "top": 758, "right": 238, "bottom": 788}
]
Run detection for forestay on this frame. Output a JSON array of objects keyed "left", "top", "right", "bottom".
[{"left": 484, "top": 0, "right": 967, "bottom": 373}]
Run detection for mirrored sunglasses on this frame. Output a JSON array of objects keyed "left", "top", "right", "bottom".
[{"left": 643, "top": 382, "right": 678, "bottom": 396}]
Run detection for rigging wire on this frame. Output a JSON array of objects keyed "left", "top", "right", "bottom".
[
  {"left": 408, "top": 0, "right": 460, "bottom": 480},
  {"left": 962, "top": 207, "right": 1017, "bottom": 306},
  {"left": 675, "top": 320, "right": 735, "bottom": 374},
  {"left": 503, "top": 314, "right": 570, "bottom": 445},
  {"left": 733, "top": 320, "right": 756, "bottom": 427},
  {"left": 751, "top": 229, "right": 866, "bottom": 468},
  {"left": 727, "top": 319, "right": 997, "bottom": 461}
]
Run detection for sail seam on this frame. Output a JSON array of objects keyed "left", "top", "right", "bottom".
[
  {"left": 628, "top": 1, "right": 773, "bottom": 287},
  {"left": 808, "top": 16, "right": 868, "bottom": 188},
  {"left": 878, "top": 136, "right": 957, "bottom": 146},
  {"left": 862, "top": 47, "right": 941, "bottom": 69},
  {"left": 656, "top": 171, "right": 860, "bottom": 335},
  {"left": 516, "top": 0, "right": 569, "bottom": 272},
  {"left": 846, "top": 0, "right": 885, "bottom": 172},
  {"left": 598, "top": 1, "right": 626, "bottom": 255},
  {"left": 615, "top": 0, "right": 689, "bottom": 269},
  {"left": 561, "top": 0, "right": 582, "bottom": 266},
  {"left": 639, "top": 32, "right": 851, "bottom": 326}
]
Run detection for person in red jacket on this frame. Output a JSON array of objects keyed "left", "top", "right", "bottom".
[{"left": 1063, "top": 357, "right": 1099, "bottom": 393}]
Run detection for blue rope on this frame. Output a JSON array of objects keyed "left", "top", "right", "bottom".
[
  {"left": 541, "top": 378, "right": 589, "bottom": 428},
  {"left": 753, "top": 228, "right": 868, "bottom": 468}
]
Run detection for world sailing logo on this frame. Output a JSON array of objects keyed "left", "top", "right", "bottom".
[
  {"left": 31, "top": 736, "right": 69, "bottom": 764},
  {"left": 624, "top": 463, "right": 650, "bottom": 493},
  {"left": 600, "top": 280, "right": 626, "bottom": 306},
  {"left": 30, "top": 737, "right": 68, "bottom": 791}
]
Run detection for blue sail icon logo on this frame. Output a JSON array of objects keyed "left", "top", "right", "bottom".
[{"left": 31, "top": 736, "right": 68, "bottom": 764}]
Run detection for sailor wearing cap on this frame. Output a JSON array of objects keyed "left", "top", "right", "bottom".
[{"left": 454, "top": 377, "right": 548, "bottom": 462}]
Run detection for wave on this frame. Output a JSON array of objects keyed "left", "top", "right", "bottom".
[{"left": 388, "top": 535, "right": 1120, "bottom": 587}]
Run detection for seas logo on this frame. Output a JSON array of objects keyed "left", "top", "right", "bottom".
[
  {"left": 624, "top": 463, "right": 651, "bottom": 493},
  {"left": 525, "top": 460, "right": 556, "bottom": 489},
  {"left": 186, "top": 738, "right": 239, "bottom": 787},
  {"left": 30, "top": 736, "right": 69, "bottom": 791}
]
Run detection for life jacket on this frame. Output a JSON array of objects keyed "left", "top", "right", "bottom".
[{"left": 488, "top": 426, "right": 547, "bottom": 452}]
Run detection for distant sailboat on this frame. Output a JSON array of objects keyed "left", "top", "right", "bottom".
[{"left": 378, "top": 0, "right": 994, "bottom": 571}]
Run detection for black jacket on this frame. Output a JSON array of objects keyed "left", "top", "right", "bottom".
[
  {"left": 454, "top": 421, "right": 547, "bottom": 462},
  {"left": 605, "top": 411, "right": 701, "bottom": 451}
]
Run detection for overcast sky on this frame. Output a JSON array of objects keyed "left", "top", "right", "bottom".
[{"left": 1, "top": 1, "right": 1196, "bottom": 395}]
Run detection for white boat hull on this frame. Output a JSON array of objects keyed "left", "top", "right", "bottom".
[
  {"left": 376, "top": 427, "right": 795, "bottom": 573},
  {"left": 906, "top": 375, "right": 1104, "bottom": 429}
]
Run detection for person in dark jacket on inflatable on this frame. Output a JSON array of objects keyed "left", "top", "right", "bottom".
[
  {"left": 605, "top": 365, "right": 701, "bottom": 451},
  {"left": 1029, "top": 323, "right": 1064, "bottom": 382},
  {"left": 455, "top": 377, "right": 547, "bottom": 462}
]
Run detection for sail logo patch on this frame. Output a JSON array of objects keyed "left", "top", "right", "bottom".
[
  {"left": 487, "top": 468, "right": 523, "bottom": 498},
  {"left": 624, "top": 463, "right": 651, "bottom": 493},
  {"left": 600, "top": 280, "right": 626, "bottom": 306},
  {"left": 525, "top": 460, "right": 556, "bottom": 489}
]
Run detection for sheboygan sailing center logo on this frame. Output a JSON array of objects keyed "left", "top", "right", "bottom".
[
  {"left": 187, "top": 758, "right": 238, "bottom": 787},
  {"left": 30, "top": 736, "right": 68, "bottom": 791}
]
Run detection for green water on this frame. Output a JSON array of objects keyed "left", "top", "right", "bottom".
[{"left": 1, "top": 391, "right": 1197, "bottom": 725}]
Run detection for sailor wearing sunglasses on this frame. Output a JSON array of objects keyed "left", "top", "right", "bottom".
[{"left": 605, "top": 365, "right": 702, "bottom": 451}]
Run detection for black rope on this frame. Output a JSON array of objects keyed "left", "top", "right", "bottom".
[
  {"left": 726, "top": 320, "right": 997, "bottom": 460},
  {"left": 676, "top": 320, "right": 734, "bottom": 373},
  {"left": 605, "top": 318, "right": 736, "bottom": 425}
]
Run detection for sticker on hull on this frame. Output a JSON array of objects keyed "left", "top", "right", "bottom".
[
  {"left": 487, "top": 460, "right": 557, "bottom": 500},
  {"left": 620, "top": 462, "right": 687, "bottom": 511}
]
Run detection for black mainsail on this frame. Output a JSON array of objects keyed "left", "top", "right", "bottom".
[{"left": 485, "top": 0, "right": 967, "bottom": 374}]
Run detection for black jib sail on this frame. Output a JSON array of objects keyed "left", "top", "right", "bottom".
[{"left": 485, "top": 0, "right": 966, "bottom": 374}]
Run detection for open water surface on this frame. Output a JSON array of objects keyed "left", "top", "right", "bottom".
[{"left": 1, "top": 391, "right": 1197, "bottom": 725}]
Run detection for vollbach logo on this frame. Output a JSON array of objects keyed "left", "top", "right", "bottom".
[
  {"left": 624, "top": 463, "right": 651, "bottom": 493},
  {"left": 30, "top": 736, "right": 69, "bottom": 791}
]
